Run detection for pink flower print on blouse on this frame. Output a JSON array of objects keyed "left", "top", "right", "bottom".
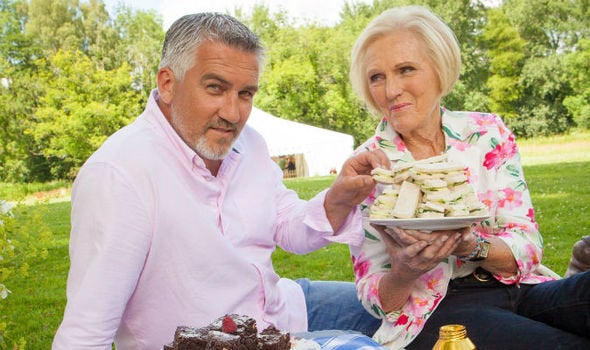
[
  {"left": 496, "top": 117, "right": 512, "bottom": 138},
  {"left": 527, "top": 208, "right": 539, "bottom": 230},
  {"left": 353, "top": 253, "right": 372, "bottom": 280},
  {"left": 423, "top": 268, "right": 445, "bottom": 291},
  {"left": 448, "top": 137, "right": 470, "bottom": 151},
  {"left": 393, "top": 135, "right": 406, "bottom": 152},
  {"left": 367, "top": 136, "right": 383, "bottom": 151},
  {"left": 395, "top": 313, "right": 409, "bottom": 326},
  {"left": 483, "top": 135, "right": 518, "bottom": 170},
  {"left": 478, "top": 190, "right": 495, "bottom": 211},
  {"left": 524, "top": 243, "right": 541, "bottom": 268},
  {"left": 432, "top": 293, "right": 444, "bottom": 309},
  {"left": 377, "top": 117, "right": 389, "bottom": 133},
  {"left": 410, "top": 317, "right": 425, "bottom": 332},
  {"left": 376, "top": 135, "right": 400, "bottom": 153},
  {"left": 413, "top": 295, "right": 429, "bottom": 309},
  {"left": 403, "top": 314, "right": 426, "bottom": 336},
  {"left": 527, "top": 208, "right": 535, "bottom": 222},
  {"left": 498, "top": 188, "right": 523, "bottom": 210},
  {"left": 504, "top": 222, "right": 530, "bottom": 233},
  {"left": 367, "top": 277, "right": 381, "bottom": 301},
  {"left": 471, "top": 112, "right": 497, "bottom": 132},
  {"left": 464, "top": 166, "right": 480, "bottom": 185},
  {"left": 366, "top": 187, "right": 378, "bottom": 204}
]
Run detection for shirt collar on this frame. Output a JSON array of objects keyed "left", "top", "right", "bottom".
[
  {"left": 143, "top": 89, "right": 197, "bottom": 167},
  {"left": 440, "top": 107, "right": 471, "bottom": 142},
  {"left": 372, "top": 107, "right": 473, "bottom": 161}
]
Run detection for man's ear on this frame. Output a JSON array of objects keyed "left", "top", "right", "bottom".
[{"left": 157, "top": 67, "right": 175, "bottom": 104}]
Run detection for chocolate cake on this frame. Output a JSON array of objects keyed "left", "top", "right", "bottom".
[
  {"left": 258, "top": 326, "right": 291, "bottom": 350},
  {"left": 163, "top": 314, "right": 291, "bottom": 350}
]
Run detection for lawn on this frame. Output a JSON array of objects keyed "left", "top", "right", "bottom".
[{"left": 0, "top": 131, "right": 589, "bottom": 349}]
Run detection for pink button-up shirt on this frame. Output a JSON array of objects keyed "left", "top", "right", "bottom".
[{"left": 52, "top": 90, "right": 363, "bottom": 350}]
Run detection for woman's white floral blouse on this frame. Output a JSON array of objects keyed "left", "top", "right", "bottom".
[{"left": 351, "top": 109, "right": 560, "bottom": 349}]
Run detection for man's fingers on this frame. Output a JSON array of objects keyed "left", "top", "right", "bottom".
[{"left": 341, "top": 149, "right": 390, "bottom": 176}]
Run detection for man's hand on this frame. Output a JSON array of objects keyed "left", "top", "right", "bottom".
[{"left": 324, "top": 150, "right": 389, "bottom": 232}]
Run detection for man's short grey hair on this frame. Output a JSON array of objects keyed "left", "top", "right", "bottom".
[
  {"left": 159, "top": 13, "right": 265, "bottom": 81},
  {"left": 350, "top": 5, "right": 461, "bottom": 116}
]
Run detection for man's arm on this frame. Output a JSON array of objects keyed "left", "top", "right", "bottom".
[{"left": 53, "top": 163, "right": 151, "bottom": 349}]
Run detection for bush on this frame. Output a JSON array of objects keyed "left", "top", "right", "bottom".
[{"left": 0, "top": 200, "right": 52, "bottom": 348}]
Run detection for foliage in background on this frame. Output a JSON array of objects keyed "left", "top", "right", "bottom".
[
  {"left": 563, "top": 38, "right": 590, "bottom": 130},
  {"left": 0, "top": 201, "right": 52, "bottom": 348},
  {"left": 0, "top": 0, "right": 163, "bottom": 182},
  {"left": 481, "top": 8, "right": 525, "bottom": 120},
  {"left": 30, "top": 50, "right": 140, "bottom": 178},
  {"left": 0, "top": 0, "right": 589, "bottom": 182}
]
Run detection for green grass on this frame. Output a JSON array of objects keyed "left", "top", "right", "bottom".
[
  {"left": 517, "top": 130, "right": 590, "bottom": 166},
  {"left": 0, "top": 180, "right": 70, "bottom": 202},
  {"left": 524, "top": 162, "right": 590, "bottom": 271},
  {"left": 277, "top": 162, "right": 590, "bottom": 278},
  {"left": 277, "top": 176, "right": 357, "bottom": 281},
  {"left": 1, "top": 201, "right": 71, "bottom": 349},
  {"left": 1, "top": 131, "right": 589, "bottom": 349}
]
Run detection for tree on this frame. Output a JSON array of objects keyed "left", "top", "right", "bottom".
[
  {"left": 0, "top": 0, "right": 40, "bottom": 182},
  {"left": 111, "top": 6, "right": 164, "bottom": 94},
  {"left": 0, "top": 0, "right": 163, "bottom": 181},
  {"left": 25, "top": 0, "right": 84, "bottom": 53},
  {"left": 486, "top": 0, "right": 587, "bottom": 136},
  {"left": 512, "top": 54, "right": 573, "bottom": 137},
  {"left": 1, "top": 0, "right": 588, "bottom": 182},
  {"left": 563, "top": 38, "right": 590, "bottom": 129},
  {"left": 502, "top": 0, "right": 588, "bottom": 56},
  {"left": 247, "top": 4, "right": 378, "bottom": 144},
  {"left": 28, "top": 49, "right": 142, "bottom": 178},
  {"left": 481, "top": 8, "right": 526, "bottom": 120}
]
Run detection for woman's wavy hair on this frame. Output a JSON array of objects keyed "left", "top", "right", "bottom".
[{"left": 350, "top": 5, "right": 461, "bottom": 116}]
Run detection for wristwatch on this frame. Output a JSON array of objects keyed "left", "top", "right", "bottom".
[{"left": 460, "top": 234, "right": 491, "bottom": 261}]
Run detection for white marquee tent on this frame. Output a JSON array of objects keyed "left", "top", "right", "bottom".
[{"left": 247, "top": 107, "right": 355, "bottom": 177}]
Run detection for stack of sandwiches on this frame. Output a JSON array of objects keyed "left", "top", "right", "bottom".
[{"left": 370, "top": 156, "right": 488, "bottom": 219}]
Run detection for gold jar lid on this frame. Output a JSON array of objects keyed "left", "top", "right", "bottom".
[
  {"left": 432, "top": 324, "right": 476, "bottom": 350},
  {"left": 439, "top": 324, "right": 468, "bottom": 340}
]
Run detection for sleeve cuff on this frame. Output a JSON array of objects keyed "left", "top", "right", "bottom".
[{"left": 303, "top": 189, "right": 364, "bottom": 247}]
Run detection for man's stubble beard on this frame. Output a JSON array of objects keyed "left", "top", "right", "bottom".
[
  {"left": 170, "top": 108, "right": 238, "bottom": 161},
  {"left": 194, "top": 134, "right": 233, "bottom": 161}
]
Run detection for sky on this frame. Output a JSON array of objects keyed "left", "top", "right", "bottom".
[{"left": 104, "top": 0, "right": 373, "bottom": 29}]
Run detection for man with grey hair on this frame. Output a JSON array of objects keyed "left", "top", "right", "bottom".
[{"left": 52, "top": 13, "right": 384, "bottom": 350}]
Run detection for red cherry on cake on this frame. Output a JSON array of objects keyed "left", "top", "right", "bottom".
[{"left": 221, "top": 315, "right": 238, "bottom": 334}]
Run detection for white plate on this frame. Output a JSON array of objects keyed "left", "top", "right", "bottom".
[{"left": 369, "top": 214, "right": 490, "bottom": 231}]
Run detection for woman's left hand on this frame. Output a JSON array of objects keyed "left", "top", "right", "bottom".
[
  {"left": 388, "top": 226, "right": 471, "bottom": 249},
  {"left": 374, "top": 226, "right": 463, "bottom": 277}
]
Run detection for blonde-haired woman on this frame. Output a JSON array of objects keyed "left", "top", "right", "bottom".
[{"left": 350, "top": 5, "right": 590, "bottom": 350}]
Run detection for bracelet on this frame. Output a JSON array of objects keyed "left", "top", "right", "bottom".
[{"left": 459, "top": 233, "right": 484, "bottom": 262}]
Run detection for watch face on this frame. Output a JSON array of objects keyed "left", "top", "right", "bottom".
[
  {"left": 479, "top": 240, "right": 491, "bottom": 258},
  {"left": 467, "top": 240, "right": 491, "bottom": 261}
]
